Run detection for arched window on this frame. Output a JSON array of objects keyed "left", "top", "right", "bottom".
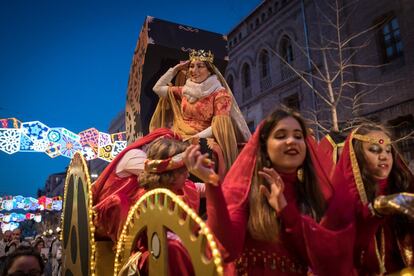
[
  {"left": 242, "top": 63, "right": 251, "bottom": 88},
  {"left": 259, "top": 50, "right": 270, "bottom": 78},
  {"left": 241, "top": 63, "right": 252, "bottom": 102},
  {"left": 280, "top": 35, "right": 294, "bottom": 80},
  {"left": 280, "top": 35, "right": 294, "bottom": 64}
]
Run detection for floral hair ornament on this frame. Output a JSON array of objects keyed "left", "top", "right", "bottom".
[
  {"left": 353, "top": 134, "right": 391, "bottom": 146},
  {"left": 144, "top": 152, "right": 185, "bottom": 173},
  {"left": 189, "top": 49, "right": 214, "bottom": 63}
]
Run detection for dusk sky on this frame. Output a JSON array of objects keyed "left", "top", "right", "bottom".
[{"left": 0, "top": 0, "right": 260, "bottom": 196}]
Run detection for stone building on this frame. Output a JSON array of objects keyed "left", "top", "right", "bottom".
[{"left": 225, "top": 0, "right": 414, "bottom": 161}]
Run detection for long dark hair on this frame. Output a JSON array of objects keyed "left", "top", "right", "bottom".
[
  {"left": 353, "top": 123, "right": 413, "bottom": 237},
  {"left": 248, "top": 107, "right": 327, "bottom": 242}
]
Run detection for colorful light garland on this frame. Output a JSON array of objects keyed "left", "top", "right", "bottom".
[
  {"left": 0, "top": 195, "right": 62, "bottom": 212},
  {"left": 0, "top": 118, "right": 127, "bottom": 162}
]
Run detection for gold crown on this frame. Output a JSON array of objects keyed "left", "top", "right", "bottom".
[
  {"left": 353, "top": 133, "right": 391, "bottom": 146},
  {"left": 189, "top": 49, "right": 214, "bottom": 63}
]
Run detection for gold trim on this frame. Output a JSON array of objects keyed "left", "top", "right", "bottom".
[
  {"left": 114, "top": 188, "right": 223, "bottom": 276},
  {"left": 349, "top": 130, "right": 368, "bottom": 204},
  {"left": 61, "top": 152, "right": 96, "bottom": 276},
  {"left": 353, "top": 134, "right": 391, "bottom": 146},
  {"left": 325, "top": 134, "right": 339, "bottom": 165}
]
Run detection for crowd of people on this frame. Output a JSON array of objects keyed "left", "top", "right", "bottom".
[{"left": 0, "top": 228, "right": 62, "bottom": 276}]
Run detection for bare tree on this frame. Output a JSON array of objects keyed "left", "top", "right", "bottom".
[{"left": 261, "top": 0, "right": 396, "bottom": 133}]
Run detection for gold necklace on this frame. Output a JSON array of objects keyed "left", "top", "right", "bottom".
[{"left": 374, "top": 227, "right": 386, "bottom": 275}]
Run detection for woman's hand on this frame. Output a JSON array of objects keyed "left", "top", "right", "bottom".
[
  {"left": 258, "top": 167, "right": 287, "bottom": 213},
  {"left": 172, "top": 60, "right": 190, "bottom": 73},
  {"left": 183, "top": 144, "right": 219, "bottom": 186}
]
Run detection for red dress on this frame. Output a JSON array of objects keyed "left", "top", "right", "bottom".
[
  {"left": 92, "top": 128, "right": 180, "bottom": 241},
  {"left": 324, "top": 133, "right": 414, "bottom": 275},
  {"left": 206, "top": 121, "right": 355, "bottom": 276},
  {"left": 170, "top": 87, "right": 232, "bottom": 133}
]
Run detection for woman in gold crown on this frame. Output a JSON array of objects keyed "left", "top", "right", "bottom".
[{"left": 151, "top": 49, "right": 250, "bottom": 178}]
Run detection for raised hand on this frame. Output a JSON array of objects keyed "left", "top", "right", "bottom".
[
  {"left": 173, "top": 60, "right": 190, "bottom": 73},
  {"left": 183, "top": 144, "right": 219, "bottom": 186},
  {"left": 258, "top": 167, "right": 287, "bottom": 213}
]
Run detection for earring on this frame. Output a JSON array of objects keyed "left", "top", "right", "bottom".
[{"left": 297, "top": 168, "right": 304, "bottom": 183}]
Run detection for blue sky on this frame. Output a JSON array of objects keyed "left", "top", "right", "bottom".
[{"left": 0, "top": 0, "right": 260, "bottom": 196}]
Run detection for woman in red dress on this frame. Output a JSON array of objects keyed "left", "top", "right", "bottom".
[
  {"left": 92, "top": 128, "right": 180, "bottom": 241},
  {"left": 325, "top": 123, "right": 414, "bottom": 275},
  {"left": 185, "top": 107, "right": 354, "bottom": 275}
]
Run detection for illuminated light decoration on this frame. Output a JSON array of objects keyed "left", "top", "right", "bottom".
[
  {"left": 98, "top": 131, "right": 111, "bottom": 147},
  {"left": 0, "top": 128, "right": 21, "bottom": 154},
  {"left": 22, "top": 121, "right": 49, "bottom": 141},
  {"left": 1, "top": 199, "right": 14, "bottom": 211},
  {"left": 111, "top": 131, "right": 127, "bottom": 142},
  {"left": 79, "top": 128, "right": 100, "bottom": 161},
  {"left": 22, "top": 121, "right": 50, "bottom": 153},
  {"left": 81, "top": 145, "right": 97, "bottom": 161},
  {"left": 45, "top": 145, "right": 61, "bottom": 158},
  {"left": 1, "top": 221, "right": 19, "bottom": 232},
  {"left": 19, "top": 134, "right": 34, "bottom": 151},
  {"left": 0, "top": 196, "right": 62, "bottom": 212},
  {"left": 112, "top": 141, "right": 127, "bottom": 157},
  {"left": 79, "top": 128, "right": 99, "bottom": 150},
  {"left": 0, "top": 118, "right": 21, "bottom": 129},
  {"left": 98, "top": 144, "right": 114, "bottom": 162},
  {"left": 0, "top": 212, "right": 43, "bottom": 223},
  {"left": 0, "top": 118, "right": 127, "bottom": 162},
  {"left": 58, "top": 130, "right": 82, "bottom": 159}
]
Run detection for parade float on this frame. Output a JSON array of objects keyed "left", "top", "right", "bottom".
[{"left": 61, "top": 16, "right": 229, "bottom": 276}]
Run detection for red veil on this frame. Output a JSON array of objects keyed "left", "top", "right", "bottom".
[
  {"left": 207, "top": 122, "right": 355, "bottom": 275},
  {"left": 324, "top": 130, "right": 414, "bottom": 273}
]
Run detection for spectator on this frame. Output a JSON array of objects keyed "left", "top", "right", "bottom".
[
  {"left": 1, "top": 246, "right": 44, "bottom": 276},
  {"left": 5, "top": 229, "right": 21, "bottom": 255},
  {"left": 0, "top": 231, "right": 11, "bottom": 258}
]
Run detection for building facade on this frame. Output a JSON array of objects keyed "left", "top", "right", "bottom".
[{"left": 225, "top": 0, "right": 414, "bottom": 161}]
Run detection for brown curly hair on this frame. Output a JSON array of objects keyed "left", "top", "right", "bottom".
[{"left": 138, "top": 138, "right": 188, "bottom": 190}]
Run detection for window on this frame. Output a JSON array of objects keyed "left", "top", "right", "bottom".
[
  {"left": 281, "top": 35, "right": 294, "bottom": 63},
  {"left": 389, "top": 115, "right": 414, "bottom": 162},
  {"left": 380, "top": 16, "right": 403, "bottom": 62},
  {"left": 255, "top": 18, "right": 260, "bottom": 28},
  {"left": 241, "top": 63, "right": 252, "bottom": 101},
  {"left": 261, "top": 13, "right": 266, "bottom": 22},
  {"left": 259, "top": 50, "right": 270, "bottom": 78},
  {"left": 280, "top": 35, "right": 294, "bottom": 80},
  {"left": 283, "top": 93, "right": 300, "bottom": 111},
  {"left": 238, "top": 33, "right": 242, "bottom": 41},
  {"left": 268, "top": 7, "right": 273, "bottom": 15},
  {"left": 242, "top": 64, "right": 251, "bottom": 88}
]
